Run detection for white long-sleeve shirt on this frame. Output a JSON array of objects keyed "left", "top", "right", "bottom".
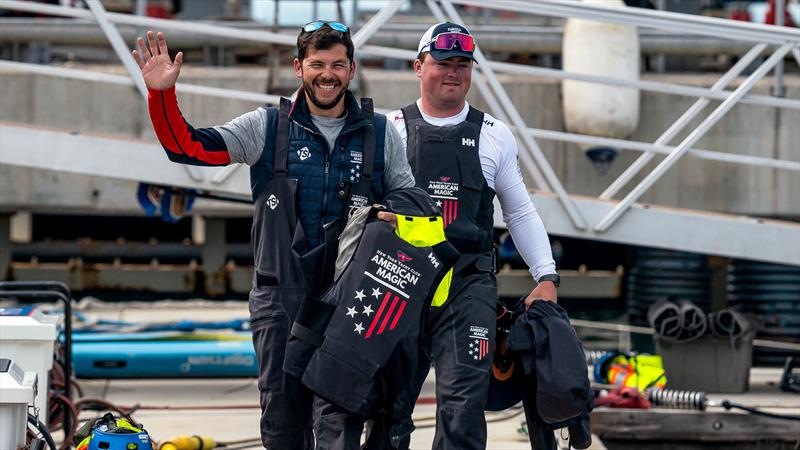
[{"left": 388, "top": 100, "right": 556, "bottom": 281}]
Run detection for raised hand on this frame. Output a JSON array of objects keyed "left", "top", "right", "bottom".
[{"left": 132, "top": 31, "right": 183, "bottom": 91}]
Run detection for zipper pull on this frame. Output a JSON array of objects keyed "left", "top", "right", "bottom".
[{"left": 325, "top": 161, "right": 330, "bottom": 174}]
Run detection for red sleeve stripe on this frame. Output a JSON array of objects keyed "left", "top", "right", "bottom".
[{"left": 148, "top": 87, "right": 231, "bottom": 166}]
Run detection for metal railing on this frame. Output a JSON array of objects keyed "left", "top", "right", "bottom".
[{"left": 0, "top": 0, "right": 798, "bottom": 251}]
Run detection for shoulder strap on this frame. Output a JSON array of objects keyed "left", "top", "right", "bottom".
[
  {"left": 431, "top": 241, "right": 460, "bottom": 273},
  {"left": 273, "top": 97, "right": 292, "bottom": 176},
  {"left": 360, "top": 97, "right": 375, "bottom": 181},
  {"left": 465, "top": 106, "right": 484, "bottom": 128},
  {"left": 401, "top": 102, "right": 423, "bottom": 122}
]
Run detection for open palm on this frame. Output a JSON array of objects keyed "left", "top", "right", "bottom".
[{"left": 132, "top": 31, "right": 183, "bottom": 90}]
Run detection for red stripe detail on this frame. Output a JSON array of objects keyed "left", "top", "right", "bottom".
[
  {"left": 148, "top": 88, "right": 230, "bottom": 165},
  {"left": 365, "top": 292, "right": 391, "bottom": 339},
  {"left": 377, "top": 296, "right": 399, "bottom": 335},
  {"left": 453, "top": 199, "right": 458, "bottom": 222},
  {"left": 389, "top": 300, "right": 407, "bottom": 330}
]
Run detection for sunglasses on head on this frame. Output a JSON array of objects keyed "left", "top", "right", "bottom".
[
  {"left": 303, "top": 21, "right": 349, "bottom": 33},
  {"left": 427, "top": 32, "right": 475, "bottom": 52}
]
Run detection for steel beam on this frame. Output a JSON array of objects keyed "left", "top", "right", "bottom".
[
  {"left": 0, "top": 123, "right": 252, "bottom": 198},
  {"left": 440, "top": 0, "right": 587, "bottom": 230},
  {"left": 498, "top": 193, "right": 800, "bottom": 266},
  {"left": 3, "top": 59, "right": 796, "bottom": 175},
  {"left": 1, "top": 19, "right": 786, "bottom": 56},
  {"left": 600, "top": 43, "right": 767, "bottom": 200},
  {"left": 0, "top": 0, "right": 297, "bottom": 47},
  {"left": 3, "top": 123, "right": 798, "bottom": 265},
  {"left": 425, "top": 0, "right": 551, "bottom": 191},
  {"left": 0, "top": 60, "right": 283, "bottom": 105},
  {"left": 491, "top": 60, "right": 800, "bottom": 111},
  {"left": 594, "top": 44, "right": 795, "bottom": 232},
  {"left": 84, "top": 0, "right": 147, "bottom": 99},
  {"left": 525, "top": 128, "right": 800, "bottom": 171},
  {"left": 2, "top": 2, "right": 797, "bottom": 111},
  {"left": 351, "top": 0, "right": 404, "bottom": 48},
  {"left": 455, "top": 0, "right": 800, "bottom": 46}
]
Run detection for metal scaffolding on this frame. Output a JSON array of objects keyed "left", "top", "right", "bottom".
[{"left": 0, "top": 0, "right": 798, "bottom": 265}]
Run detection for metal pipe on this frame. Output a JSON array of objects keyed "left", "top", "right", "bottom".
[
  {"left": 12, "top": 241, "right": 252, "bottom": 260},
  {"left": 4, "top": 58, "right": 795, "bottom": 175},
  {"left": 1, "top": 5, "right": 797, "bottom": 111},
  {"left": 525, "top": 127, "right": 800, "bottom": 171},
  {"left": 594, "top": 44, "right": 795, "bottom": 233},
  {"left": 85, "top": 0, "right": 147, "bottom": 99},
  {"left": 441, "top": 0, "right": 587, "bottom": 229},
  {"left": 0, "top": 19, "right": 776, "bottom": 56},
  {"left": 455, "top": 0, "right": 800, "bottom": 46},
  {"left": 570, "top": 318, "right": 800, "bottom": 351},
  {"left": 600, "top": 43, "right": 768, "bottom": 200},
  {"left": 491, "top": 60, "right": 800, "bottom": 112},
  {"left": 774, "top": 0, "right": 785, "bottom": 98},
  {"left": 135, "top": 0, "right": 146, "bottom": 17},
  {"left": 351, "top": 0, "right": 404, "bottom": 48},
  {"left": 425, "top": 0, "right": 551, "bottom": 191}
]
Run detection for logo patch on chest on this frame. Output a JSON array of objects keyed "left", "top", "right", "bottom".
[
  {"left": 297, "top": 146, "right": 311, "bottom": 161},
  {"left": 267, "top": 194, "right": 280, "bottom": 210},
  {"left": 427, "top": 178, "right": 460, "bottom": 229}
]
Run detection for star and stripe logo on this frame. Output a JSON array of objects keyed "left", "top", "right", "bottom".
[
  {"left": 467, "top": 325, "right": 490, "bottom": 361},
  {"left": 348, "top": 271, "right": 410, "bottom": 340},
  {"left": 469, "top": 337, "right": 489, "bottom": 360},
  {"left": 435, "top": 198, "right": 459, "bottom": 229}
]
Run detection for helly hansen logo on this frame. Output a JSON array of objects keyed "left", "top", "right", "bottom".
[
  {"left": 428, "top": 252, "right": 440, "bottom": 268},
  {"left": 462, "top": 138, "right": 476, "bottom": 147},
  {"left": 297, "top": 146, "right": 311, "bottom": 161},
  {"left": 267, "top": 194, "right": 279, "bottom": 210},
  {"left": 397, "top": 251, "right": 413, "bottom": 263}
]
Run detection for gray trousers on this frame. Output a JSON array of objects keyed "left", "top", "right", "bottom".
[
  {"left": 421, "top": 260, "right": 497, "bottom": 450},
  {"left": 252, "top": 285, "right": 368, "bottom": 450},
  {"left": 251, "top": 286, "right": 315, "bottom": 450}
]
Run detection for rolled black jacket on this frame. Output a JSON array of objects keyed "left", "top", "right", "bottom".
[{"left": 507, "top": 300, "right": 594, "bottom": 450}]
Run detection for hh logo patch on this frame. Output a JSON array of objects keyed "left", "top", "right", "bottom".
[
  {"left": 427, "top": 252, "right": 440, "bottom": 268},
  {"left": 462, "top": 138, "right": 476, "bottom": 147},
  {"left": 267, "top": 194, "right": 280, "bottom": 210},
  {"left": 297, "top": 146, "right": 311, "bottom": 161}
]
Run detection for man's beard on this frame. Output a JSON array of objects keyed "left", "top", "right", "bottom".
[{"left": 303, "top": 78, "right": 348, "bottom": 110}]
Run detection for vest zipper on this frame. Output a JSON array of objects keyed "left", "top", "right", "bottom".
[{"left": 321, "top": 152, "right": 331, "bottom": 222}]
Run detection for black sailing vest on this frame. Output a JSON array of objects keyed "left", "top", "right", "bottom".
[
  {"left": 283, "top": 193, "right": 459, "bottom": 444},
  {"left": 402, "top": 103, "right": 495, "bottom": 254},
  {"left": 251, "top": 97, "right": 381, "bottom": 296}
]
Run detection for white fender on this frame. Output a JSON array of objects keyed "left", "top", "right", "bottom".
[{"left": 562, "top": 0, "right": 640, "bottom": 139}]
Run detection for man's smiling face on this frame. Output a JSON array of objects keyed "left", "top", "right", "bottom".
[
  {"left": 295, "top": 44, "right": 355, "bottom": 111},
  {"left": 416, "top": 54, "right": 473, "bottom": 112}
]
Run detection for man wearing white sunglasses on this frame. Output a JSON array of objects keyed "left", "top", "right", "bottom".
[
  {"left": 388, "top": 22, "right": 559, "bottom": 449},
  {"left": 133, "top": 21, "right": 413, "bottom": 450}
]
